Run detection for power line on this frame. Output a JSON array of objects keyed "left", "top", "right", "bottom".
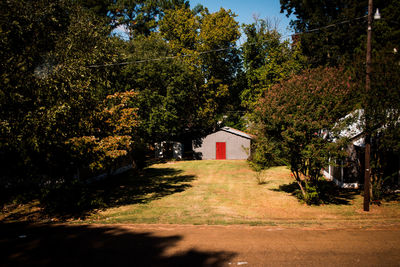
[
  {"left": 283, "top": 15, "right": 367, "bottom": 38},
  {"left": 87, "top": 47, "right": 229, "bottom": 68},
  {"left": 88, "top": 15, "right": 368, "bottom": 68}
]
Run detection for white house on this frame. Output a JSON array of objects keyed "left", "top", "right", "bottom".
[{"left": 323, "top": 109, "right": 400, "bottom": 188}]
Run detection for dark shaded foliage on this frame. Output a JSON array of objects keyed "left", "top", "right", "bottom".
[
  {"left": 280, "top": 0, "right": 400, "bottom": 66},
  {"left": 271, "top": 180, "right": 359, "bottom": 205}
]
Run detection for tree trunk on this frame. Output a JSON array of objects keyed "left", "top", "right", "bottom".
[{"left": 293, "top": 171, "right": 306, "bottom": 197}]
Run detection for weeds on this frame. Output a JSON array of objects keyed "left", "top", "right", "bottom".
[{"left": 255, "top": 171, "right": 269, "bottom": 185}]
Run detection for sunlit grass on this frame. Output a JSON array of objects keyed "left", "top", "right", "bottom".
[{"left": 82, "top": 160, "right": 400, "bottom": 227}]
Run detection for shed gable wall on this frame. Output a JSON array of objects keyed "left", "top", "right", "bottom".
[{"left": 193, "top": 130, "right": 251, "bottom": 160}]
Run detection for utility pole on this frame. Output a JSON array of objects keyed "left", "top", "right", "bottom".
[{"left": 364, "top": 0, "right": 373, "bottom": 212}]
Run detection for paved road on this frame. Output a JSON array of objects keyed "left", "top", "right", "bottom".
[{"left": 1, "top": 223, "right": 400, "bottom": 266}]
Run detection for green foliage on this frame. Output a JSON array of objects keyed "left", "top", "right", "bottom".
[
  {"left": 66, "top": 91, "right": 139, "bottom": 173},
  {"left": 251, "top": 66, "right": 355, "bottom": 203},
  {"left": 369, "top": 51, "right": 400, "bottom": 200},
  {"left": 119, "top": 7, "right": 242, "bottom": 145},
  {"left": 120, "top": 34, "right": 208, "bottom": 144},
  {"left": 75, "top": 0, "right": 114, "bottom": 18},
  {"left": 347, "top": 49, "right": 400, "bottom": 200},
  {"left": 240, "top": 18, "right": 306, "bottom": 109},
  {"left": 281, "top": 0, "right": 400, "bottom": 201},
  {"left": 280, "top": 0, "right": 400, "bottom": 66},
  {"left": 108, "top": 0, "right": 189, "bottom": 38},
  {"left": 161, "top": 6, "right": 242, "bottom": 111},
  {"left": 159, "top": 6, "right": 198, "bottom": 50},
  {"left": 219, "top": 112, "right": 248, "bottom": 132},
  {"left": 303, "top": 182, "right": 320, "bottom": 205},
  {"left": 0, "top": 0, "right": 138, "bottom": 201},
  {"left": 200, "top": 8, "right": 242, "bottom": 113}
]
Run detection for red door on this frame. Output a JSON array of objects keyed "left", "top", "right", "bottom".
[{"left": 216, "top": 142, "right": 226, "bottom": 160}]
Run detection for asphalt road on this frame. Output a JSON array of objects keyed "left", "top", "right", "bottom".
[{"left": 1, "top": 223, "right": 400, "bottom": 266}]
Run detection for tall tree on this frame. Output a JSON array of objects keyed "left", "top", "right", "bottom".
[
  {"left": 280, "top": 0, "right": 400, "bottom": 66},
  {"left": 120, "top": 6, "right": 243, "bottom": 145},
  {"left": 251, "top": 67, "right": 355, "bottom": 204},
  {"left": 280, "top": 0, "right": 400, "bottom": 204},
  {"left": 367, "top": 49, "right": 400, "bottom": 200},
  {"left": 0, "top": 0, "right": 134, "bottom": 197},
  {"left": 160, "top": 6, "right": 242, "bottom": 115},
  {"left": 120, "top": 33, "right": 214, "bottom": 146},
  {"left": 108, "top": 0, "right": 189, "bottom": 38},
  {"left": 240, "top": 18, "right": 305, "bottom": 110}
]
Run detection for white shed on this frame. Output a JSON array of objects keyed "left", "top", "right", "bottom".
[{"left": 193, "top": 127, "right": 253, "bottom": 160}]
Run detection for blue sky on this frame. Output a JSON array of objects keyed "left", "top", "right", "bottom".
[
  {"left": 189, "top": 0, "right": 294, "bottom": 39},
  {"left": 113, "top": 0, "right": 295, "bottom": 41}
]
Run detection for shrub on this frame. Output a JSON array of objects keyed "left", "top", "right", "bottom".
[
  {"left": 255, "top": 171, "right": 269, "bottom": 185},
  {"left": 304, "top": 182, "right": 320, "bottom": 205},
  {"left": 251, "top": 66, "right": 355, "bottom": 203}
]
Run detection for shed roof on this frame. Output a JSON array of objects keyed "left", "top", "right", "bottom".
[{"left": 220, "top": 127, "right": 254, "bottom": 139}]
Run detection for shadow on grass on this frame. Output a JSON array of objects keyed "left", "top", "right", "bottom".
[
  {"left": 383, "top": 192, "right": 400, "bottom": 202},
  {"left": 94, "top": 167, "right": 195, "bottom": 206},
  {"left": 2, "top": 167, "right": 196, "bottom": 221},
  {"left": 0, "top": 223, "right": 235, "bottom": 267},
  {"left": 271, "top": 180, "right": 359, "bottom": 205}
]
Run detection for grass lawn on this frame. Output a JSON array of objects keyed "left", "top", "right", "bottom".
[{"left": 82, "top": 160, "right": 400, "bottom": 228}]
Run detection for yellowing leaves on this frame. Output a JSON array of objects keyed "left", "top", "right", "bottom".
[{"left": 199, "top": 8, "right": 240, "bottom": 50}]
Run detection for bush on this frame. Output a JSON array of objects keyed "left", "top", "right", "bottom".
[
  {"left": 255, "top": 171, "right": 268, "bottom": 185},
  {"left": 304, "top": 182, "right": 320, "bottom": 205},
  {"left": 40, "top": 179, "right": 103, "bottom": 218}
]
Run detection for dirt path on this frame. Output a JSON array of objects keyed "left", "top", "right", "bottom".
[{"left": 2, "top": 223, "right": 400, "bottom": 266}]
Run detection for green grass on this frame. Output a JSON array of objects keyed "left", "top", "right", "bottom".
[{"left": 81, "top": 160, "right": 400, "bottom": 228}]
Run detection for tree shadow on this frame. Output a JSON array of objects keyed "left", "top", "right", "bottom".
[
  {"left": 2, "top": 167, "right": 196, "bottom": 221},
  {"left": 0, "top": 223, "right": 235, "bottom": 267},
  {"left": 270, "top": 180, "right": 359, "bottom": 205},
  {"left": 382, "top": 192, "right": 400, "bottom": 202},
  {"left": 94, "top": 167, "right": 195, "bottom": 206}
]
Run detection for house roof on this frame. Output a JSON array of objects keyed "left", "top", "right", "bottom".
[
  {"left": 220, "top": 127, "right": 254, "bottom": 139},
  {"left": 326, "top": 109, "right": 366, "bottom": 147},
  {"left": 338, "top": 110, "right": 364, "bottom": 140},
  {"left": 334, "top": 109, "right": 399, "bottom": 147}
]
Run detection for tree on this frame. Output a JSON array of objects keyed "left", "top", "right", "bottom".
[
  {"left": 251, "top": 67, "right": 355, "bottom": 204},
  {"left": 159, "top": 6, "right": 198, "bottom": 50},
  {"left": 108, "top": 0, "right": 189, "bottom": 38},
  {"left": 367, "top": 50, "right": 400, "bottom": 200},
  {"left": 280, "top": 0, "right": 400, "bottom": 204},
  {"left": 280, "top": 0, "right": 400, "bottom": 66},
  {"left": 0, "top": 0, "right": 136, "bottom": 201},
  {"left": 119, "top": 7, "right": 242, "bottom": 146},
  {"left": 75, "top": 0, "right": 114, "bottom": 17},
  {"left": 160, "top": 6, "right": 242, "bottom": 116},
  {"left": 74, "top": 0, "right": 192, "bottom": 38},
  {"left": 120, "top": 34, "right": 213, "bottom": 147},
  {"left": 1, "top": 0, "right": 74, "bottom": 184},
  {"left": 67, "top": 90, "right": 139, "bottom": 174},
  {"left": 240, "top": 18, "right": 305, "bottom": 110}
]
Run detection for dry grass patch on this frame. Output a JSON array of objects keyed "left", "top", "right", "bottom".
[
  {"left": 3, "top": 160, "right": 398, "bottom": 227},
  {"left": 83, "top": 160, "right": 400, "bottom": 227}
]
